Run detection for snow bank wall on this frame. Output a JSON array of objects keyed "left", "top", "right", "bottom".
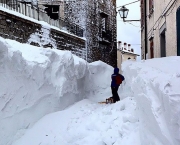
[
  {"left": 85, "top": 61, "right": 113, "bottom": 102},
  {"left": 0, "top": 38, "right": 87, "bottom": 145},
  {"left": 121, "top": 57, "right": 180, "bottom": 145}
]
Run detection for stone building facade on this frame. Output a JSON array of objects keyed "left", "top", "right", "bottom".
[
  {"left": 141, "top": 0, "right": 180, "bottom": 59},
  {"left": 64, "top": 0, "right": 117, "bottom": 67},
  {"left": 1, "top": 0, "right": 117, "bottom": 67},
  {"left": 0, "top": 9, "right": 85, "bottom": 59}
]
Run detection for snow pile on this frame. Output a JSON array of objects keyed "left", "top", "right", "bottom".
[
  {"left": 0, "top": 36, "right": 112, "bottom": 145},
  {"left": 28, "top": 25, "right": 57, "bottom": 49},
  {"left": 0, "top": 37, "right": 88, "bottom": 145},
  {"left": 120, "top": 57, "right": 180, "bottom": 145},
  {"left": 85, "top": 61, "right": 113, "bottom": 102},
  {"left": 12, "top": 98, "right": 139, "bottom": 145},
  {"left": 1, "top": 35, "right": 180, "bottom": 145}
]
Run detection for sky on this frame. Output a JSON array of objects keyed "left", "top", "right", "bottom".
[
  {"left": 0, "top": 34, "right": 180, "bottom": 145},
  {"left": 116, "top": 0, "right": 141, "bottom": 58}
]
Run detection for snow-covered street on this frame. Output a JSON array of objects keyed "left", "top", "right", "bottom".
[
  {"left": 12, "top": 98, "right": 139, "bottom": 145},
  {"left": 0, "top": 36, "right": 180, "bottom": 145}
]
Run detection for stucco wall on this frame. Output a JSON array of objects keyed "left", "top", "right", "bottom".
[
  {"left": 165, "top": 1, "right": 178, "bottom": 56},
  {"left": 117, "top": 50, "right": 137, "bottom": 70},
  {"left": 117, "top": 50, "right": 122, "bottom": 69},
  {"left": 142, "top": 0, "right": 180, "bottom": 58}
]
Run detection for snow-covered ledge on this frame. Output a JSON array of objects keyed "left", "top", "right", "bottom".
[{"left": 0, "top": 7, "right": 86, "bottom": 60}]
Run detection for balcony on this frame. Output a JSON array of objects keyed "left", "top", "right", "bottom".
[{"left": 99, "top": 29, "right": 112, "bottom": 44}]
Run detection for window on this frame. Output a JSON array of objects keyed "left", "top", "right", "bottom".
[
  {"left": 52, "top": 6, "right": 59, "bottom": 13},
  {"left": 160, "top": 23, "right": 166, "bottom": 57},
  {"left": 101, "top": 18, "right": 106, "bottom": 31},
  {"left": 149, "top": 38, "right": 154, "bottom": 58},
  {"left": 160, "top": 31, "right": 166, "bottom": 57},
  {"left": 149, "top": 0, "right": 154, "bottom": 15}
]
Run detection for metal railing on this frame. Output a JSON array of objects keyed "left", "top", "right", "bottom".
[{"left": 0, "top": 1, "right": 84, "bottom": 37}]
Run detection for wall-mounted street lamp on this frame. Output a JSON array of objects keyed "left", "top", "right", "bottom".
[
  {"left": 117, "top": 0, "right": 148, "bottom": 60},
  {"left": 118, "top": 6, "right": 140, "bottom": 22},
  {"left": 118, "top": 6, "right": 129, "bottom": 19}
]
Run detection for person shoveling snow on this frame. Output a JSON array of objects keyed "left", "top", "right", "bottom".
[{"left": 99, "top": 67, "right": 125, "bottom": 104}]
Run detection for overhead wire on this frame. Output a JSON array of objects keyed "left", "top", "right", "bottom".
[
  {"left": 147, "top": 0, "right": 177, "bottom": 37},
  {"left": 155, "top": 0, "right": 177, "bottom": 30},
  {"left": 116, "top": 0, "right": 140, "bottom": 9},
  {"left": 166, "top": 0, "right": 177, "bottom": 16},
  {"left": 126, "top": 21, "right": 140, "bottom": 27},
  {"left": 116, "top": 0, "right": 141, "bottom": 29}
]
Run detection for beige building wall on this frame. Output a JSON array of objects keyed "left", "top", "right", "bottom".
[
  {"left": 117, "top": 50, "right": 122, "bottom": 70},
  {"left": 117, "top": 50, "right": 137, "bottom": 70},
  {"left": 141, "top": 0, "right": 180, "bottom": 58},
  {"left": 141, "top": 28, "right": 145, "bottom": 59},
  {"left": 122, "top": 53, "right": 136, "bottom": 62}
]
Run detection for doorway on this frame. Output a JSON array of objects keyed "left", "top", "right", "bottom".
[
  {"left": 149, "top": 38, "right": 154, "bottom": 58},
  {"left": 160, "top": 30, "right": 166, "bottom": 57}
]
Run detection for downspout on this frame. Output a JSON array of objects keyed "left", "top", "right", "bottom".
[{"left": 144, "top": 0, "right": 147, "bottom": 59}]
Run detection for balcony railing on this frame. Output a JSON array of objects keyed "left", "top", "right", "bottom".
[
  {"left": 0, "top": 1, "right": 84, "bottom": 37},
  {"left": 98, "top": 26, "right": 112, "bottom": 43}
]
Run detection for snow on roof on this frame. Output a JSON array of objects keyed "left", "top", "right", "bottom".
[
  {"left": 119, "top": 49, "right": 140, "bottom": 56},
  {"left": 0, "top": 6, "right": 86, "bottom": 40}
]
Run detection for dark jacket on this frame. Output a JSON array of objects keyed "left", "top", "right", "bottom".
[{"left": 111, "top": 68, "right": 125, "bottom": 87}]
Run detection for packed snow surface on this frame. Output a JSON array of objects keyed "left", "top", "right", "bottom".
[{"left": 0, "top": 37, "right": 180, "bottom": 145}]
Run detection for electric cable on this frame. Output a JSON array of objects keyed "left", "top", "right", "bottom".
[
  {"left": 116, "top": 0, "right": 140, "bottom": 9},
  {"left": 127, "top": 21, "right": 140, "bottom": 27},
  {"left": 166, "top": 0, "right": 177, "bottom": 16},
  {"left": 147, "top": 0, "right": 177, "bottom": 37},
  {"left": 148, "top": 0, "right": 177, "bottom": 38}
]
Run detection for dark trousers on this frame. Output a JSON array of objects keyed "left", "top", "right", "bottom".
[{"left": 111, "top": 86, "right": 120, "bottom": 103}]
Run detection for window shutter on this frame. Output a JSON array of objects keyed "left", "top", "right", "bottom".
[
  {"left": 101, "top": 18, "right": 106, "bottom": 31},
  {"left": 149, "top": 0, "right": 154, "bottom": 13}
]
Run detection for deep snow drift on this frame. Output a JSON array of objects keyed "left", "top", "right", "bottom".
[
  {"left": 120, "top": 58, "right": 180, "bottom": 145},
  {"left": 0, "top": 36, "right": 180, "bottom": 145},
  {"left": 0, "top": 37, "right": 112, "bottom": 145}
]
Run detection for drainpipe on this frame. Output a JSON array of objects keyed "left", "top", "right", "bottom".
[
  {"left": 37, "top": 1, "right": 39, "bottom": 20},
  {"left": 144, "top": 0, "right": 147, "bottom": 59}
]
